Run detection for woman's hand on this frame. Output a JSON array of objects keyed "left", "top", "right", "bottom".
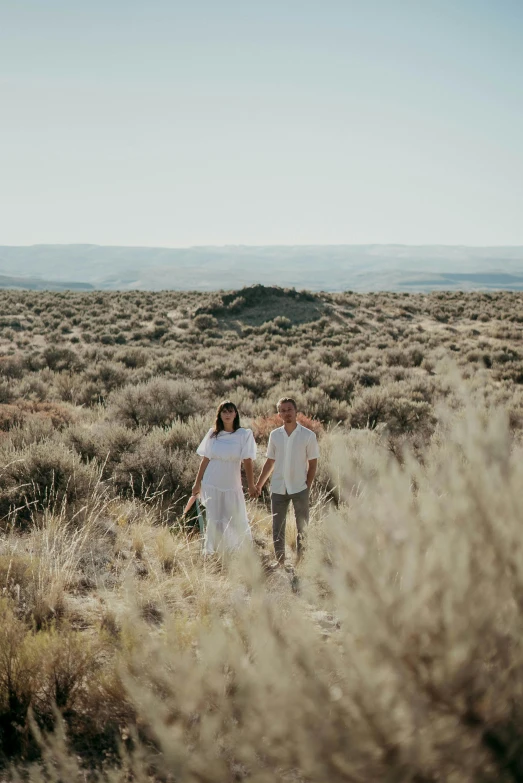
[
  {"left": 248, "top": 484, "right": 258, "bottom": 499},
  {"left": 191, "top": 482, "right": 201, "bottom": 497}
]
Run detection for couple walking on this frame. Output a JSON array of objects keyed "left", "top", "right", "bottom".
[{"left": 191, "top": 397, "right": 320, "bottom": 565}]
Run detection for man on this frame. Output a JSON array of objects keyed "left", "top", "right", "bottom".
[{"left": 255, "top": 397, "right": 320, "bottom": 567}]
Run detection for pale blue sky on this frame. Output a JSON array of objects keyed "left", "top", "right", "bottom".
[{"left": 1, "top": 0, "right": 522, "bottom": 246}]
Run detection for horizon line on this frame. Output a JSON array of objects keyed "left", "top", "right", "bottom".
[{"left": 2, "top": 242, "right": 523, "bottom": 250}]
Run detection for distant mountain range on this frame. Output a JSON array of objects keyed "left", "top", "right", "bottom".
[
  {"left": 0, "top": 272, "right": 94, "bottom": 291},
  {"left": 1, "top": 244, "right": 522, "bottom": 292}
]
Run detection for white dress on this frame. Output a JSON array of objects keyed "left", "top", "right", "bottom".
[{"left": 196, "top": 427, "right": 257, "bottom": 554}]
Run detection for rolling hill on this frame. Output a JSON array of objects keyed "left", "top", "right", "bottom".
[{"left": 1, "top": 244, "right": 522, "bottom": 292}]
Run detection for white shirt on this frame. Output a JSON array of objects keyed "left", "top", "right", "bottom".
[
  {"left": 197, "top": 428, "right": 257, "bottom": 492},
  {"left": 266, "top": 423, "right": 320, "bottom": 495}
]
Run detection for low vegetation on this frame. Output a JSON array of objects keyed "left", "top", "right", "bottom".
[{"left": 0, "top": 284, "right": 523, "bottom": 780}]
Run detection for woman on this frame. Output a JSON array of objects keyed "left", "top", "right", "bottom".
[{"left": 192, "top": 400, "right": 257, "bottom": 555}]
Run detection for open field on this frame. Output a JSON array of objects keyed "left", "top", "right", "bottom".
[{"left": 1, "top": 285, "right": 523, "bottom": 780}]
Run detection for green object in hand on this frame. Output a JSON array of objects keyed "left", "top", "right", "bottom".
[{"left": 195, "top": 498, "right": 206, "bottom": 536}]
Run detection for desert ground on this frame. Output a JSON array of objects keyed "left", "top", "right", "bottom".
[{"left": 1, "top": 284, "right": 523, "bottom": 781}]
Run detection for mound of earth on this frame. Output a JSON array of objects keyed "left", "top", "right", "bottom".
[{"left": 193, "top": 284, "right": 326, "bottom": 326}]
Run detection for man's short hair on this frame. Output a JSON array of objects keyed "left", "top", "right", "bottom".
[{"left": 277, "top": 397, "right": 297, "bottom": 411}]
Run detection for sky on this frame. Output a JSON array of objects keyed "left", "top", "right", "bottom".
[{"left": 1, "top": 0, "right": 522, "bottom": 247}]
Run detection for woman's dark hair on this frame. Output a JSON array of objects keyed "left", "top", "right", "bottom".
[{"left": 211, "top": 400, "right": 241, "bottom": 438}]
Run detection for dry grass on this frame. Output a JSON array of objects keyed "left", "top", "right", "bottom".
[
  {"left": 4, "top": 396, "right": 523, "bottom": 782},
  {"left": 0, "top": 287, "right": 523, "bottom": 778}
]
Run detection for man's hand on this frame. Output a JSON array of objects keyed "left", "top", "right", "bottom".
[
  {"left": 306, "top": 458, "right": 317, "bottom": 491},
  {"left": 255, "top": 459, "right": 275, "bottom": 496},
  {"left": 248, "top": 484, "right": 258, "bottom": 499}
]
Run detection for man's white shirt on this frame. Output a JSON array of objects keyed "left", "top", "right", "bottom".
[{"left": 266, "top": 423, "right": 320, "bottom": 495}]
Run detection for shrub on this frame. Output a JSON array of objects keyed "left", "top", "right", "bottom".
[
  {"left": 0, "top": 440, "right": 100, "bottom": 527},
  {"left": 349, "top": 384, "right": 436, "bottom": 437},
  {"left": 409, "top": 347, "right": 424, "bottom": 367},
  {"left": 0, "top": 381, "right": 15, "bottom": 404},
  {"left": 38, "top": 626, "right": 105, "bottom": 711},
  {"left": 357, "top": 371, "right": 381, "bottom": 387},
  {"left": 241, "top": 373, "right": 274, "bottom": 397},
  {"left": 163, "top": 414, "right": 210, "bottom": 452},
  {"left": 114, "top": 431, "right": 195, "bottom": 501},
  {"left": 302, "top": 387, "right": 347, "bottom": 424},
  {"left": 251, "top": 412, "right": 324, "bottom": 441},
  {"left": 17, "top": 373, "right": 49, "bottom": 402},
  {"left": 0, "top": 599, "right": 42, "bottom": 754},
  {"left": 319, "top": 369, "right": 355, "bottom": 402},
  {"left": 42, "top": 347, "right": 82, "bottom": 372},
  {"left": 272, "top": 315, "right": 293, "bottom": 330},
  {"left": 66, "top": 422, "right": 142, "bottom": 478},
  {"left": 494, "top": 361, "right": 523, "bottom": 385},
  {"left": 4, "top": 419, "right": 58, "bottom": 452},
  {"left": 85, "top": 361, "right": 129, "bottom": 397},
  {"left": 349, "top": 388, "right": 389, "bottom": 429},
  {"left": 386, "top": 348, "right": 411, "bottom": 367},
  {"left": 0, "top": 404, "right": 25, "bottom": 431},
  {"left": 0, "top": 402, "right": 73, "bottom": 433},
  {"left": 386, "top": 396, "right": 435, "bottom": 436},
  {"left": 227, "top": 295, "right": 246, "bottom": 313},
  {"left": 0, "top": 356, "right": 25, "bottom": 379},
  {"left": 260, "top": 317, "right": 295, "bottom": 335},
  {"left": 0, "top": 553, "right": 34, "bottom": 600},
  {"left": 284, "top": 360, "right": 322, "bottom": 389},
  {"left": 0, "top": 601, "right": 111, "bottom": 758},
  {"left": 193, "top": 314, "right": 218, "bottom": 331},
  {"left": 110, "top": 378, "right": 206, "bottom": 428}
]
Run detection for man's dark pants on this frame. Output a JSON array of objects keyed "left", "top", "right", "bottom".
[{"left": 270, "top": 488, "right": 310, "bottom": 564}]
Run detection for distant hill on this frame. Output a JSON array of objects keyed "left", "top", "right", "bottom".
[
  {"left": 1, "top": 244, "right": 522, "bottom": 292},
  {"left": 0, "top": 272, "right": 94, "bottom": 291}
]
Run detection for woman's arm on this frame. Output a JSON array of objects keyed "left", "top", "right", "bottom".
[
  {"left": 243, "top": 458, "right": 256, "bottom": 497},
  {"left": 192, "top": 457, "right": 210, "bottom": 496}
]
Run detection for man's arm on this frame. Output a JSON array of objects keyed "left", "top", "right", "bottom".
[
  {"left": 306, "top": 458, "right": 317, "bottom": 489},
  {"left": 305, "top": 432, "right": 320, "bottom": 489},
  {"left": 256, "top": 458, "right": 275, "bottom": 494}
]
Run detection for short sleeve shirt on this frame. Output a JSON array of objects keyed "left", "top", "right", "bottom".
[
  {"left": 196, "top": 428, "right": 257, "bottom": 492},
  {"left": 197, "top": 427, "right": 257, "bottom": 461},
  {"left": 266, "top": 423, "right": 320, "bottom": 495}
]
